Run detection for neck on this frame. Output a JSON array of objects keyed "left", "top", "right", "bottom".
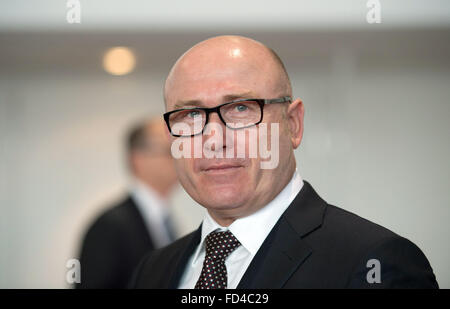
[{"left": 208, "top": 213, "right": 237, "bottom": 227}]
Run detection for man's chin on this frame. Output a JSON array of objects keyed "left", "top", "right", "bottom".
[{"left": 200, "top": 187, "right": 249, "bottom": 212}]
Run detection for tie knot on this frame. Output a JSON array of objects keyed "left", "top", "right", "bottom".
[{"left": 204, "top": 230, "right": 240, "bottom": 261}]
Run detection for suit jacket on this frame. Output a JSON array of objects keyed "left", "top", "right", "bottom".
[
  {"left": 130, "top": 181, "right": 438, "bottom": 288},
  {"left": 77, "top": 195, "right": 155, "bottom": 289}
]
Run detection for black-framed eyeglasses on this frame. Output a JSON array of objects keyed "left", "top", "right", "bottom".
[{"left": 163, "top": 96, "right": 292, "bottom": 137}]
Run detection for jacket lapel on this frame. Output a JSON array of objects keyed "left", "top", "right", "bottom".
[
  {"left": 167, "top": 224, "right": 202, "bottom": 288},
  {"left": 237, "top": 181, "right": 327, "bottom": 288}
]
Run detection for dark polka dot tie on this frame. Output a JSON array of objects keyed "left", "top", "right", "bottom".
[{"left": 194, "top": 230, "right": 241, "bottom": 289}]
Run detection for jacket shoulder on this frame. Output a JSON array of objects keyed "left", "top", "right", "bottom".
[
  {"left": 84, "top": 197, "right": 137, "bottom": 235},
  {"left": 316, "top": 203, "right": 403, "bottom": 260},
  {"left": 323, "top": 204, "right": 399, "bottom": 242}
]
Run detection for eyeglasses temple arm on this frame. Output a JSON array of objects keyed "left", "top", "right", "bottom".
[{"left": 264, "top": 96, "right": 292, "bottom": 104}]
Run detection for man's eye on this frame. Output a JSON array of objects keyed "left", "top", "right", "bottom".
[
  {"left": 188, "top": 110, "right": 201, "bottom": 118},
  {"left": 235, "top": 104, "right": 248, "bottom": 112}
]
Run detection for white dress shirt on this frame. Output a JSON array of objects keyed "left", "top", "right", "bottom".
[
  {"left": 178, "top": 169, "right": 304, "bottom": 289},
  {"left": 130, "top": 180, "right": 174, "bottom": 249}
]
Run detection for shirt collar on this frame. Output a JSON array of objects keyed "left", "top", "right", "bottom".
[{"left": 191, "top": 169, "right": 303, "bottom": 264}]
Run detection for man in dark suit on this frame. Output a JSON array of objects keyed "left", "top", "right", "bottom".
[
  {"left": 77, "top": 119, "right": 178, "bottom": 288},
  {"left": 130, "top": 36, "right": 438, "bottom": 288}
]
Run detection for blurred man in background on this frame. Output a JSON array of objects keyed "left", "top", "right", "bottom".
[{"left": 77, "top": 118, "right": 178, "bottom": 289}]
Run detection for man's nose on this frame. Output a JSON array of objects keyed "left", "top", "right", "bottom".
[
  {"left": 207, "top": 111, "right": 225, "bottom": 127},
  {"left": 203, "top": 112, "right": 228, "bottom": 153}
]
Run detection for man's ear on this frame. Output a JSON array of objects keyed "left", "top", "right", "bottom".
[{"left": 286, "top": 98, "right": 304, "bottom": 149}]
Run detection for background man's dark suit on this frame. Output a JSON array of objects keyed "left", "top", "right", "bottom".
[
  {"left": 130, "top": 181, "right": 438, "bottom": 288},
  {"left": 77, "top": 118, "right": 178, "bottom": 289},
  {"left": 78, "top": 196, "right": 155, "bottom": 289}
]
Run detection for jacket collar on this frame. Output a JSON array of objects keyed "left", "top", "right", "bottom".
[
  {"left": 167, "top": 180, "right": 327, "bottom": 289},
  {"left": 237, "top": 181, "right": 327, "bottom": 288},
  {"left": 167, "top": 224, "right": 202, "bottom": 289}
]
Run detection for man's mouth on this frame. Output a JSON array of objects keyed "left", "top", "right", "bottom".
[{"left": 202, "top": 164, "right": 243, "bottom": 173}]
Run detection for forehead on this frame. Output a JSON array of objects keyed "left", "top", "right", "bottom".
[
  {"left": 166, "top": 57, "right": 278, "bottom": 109},
  {"left": 164, "top": 38, "right": 286, "bottom": 108}
]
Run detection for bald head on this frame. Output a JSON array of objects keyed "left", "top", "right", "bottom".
[{"left": 164, "top": 35, "right": 292, "bottom": 107}]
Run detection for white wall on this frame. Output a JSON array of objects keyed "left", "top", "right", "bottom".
[
  {"left": 1, "top": 0, "right": 450, "bottom": 31},
  {"left": 0, "top": 30, "right": 449, "bottom": 288}
]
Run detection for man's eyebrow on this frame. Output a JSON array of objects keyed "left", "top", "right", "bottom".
[
  {"left": 172, "top": 92, "right": 257, "bottom": 110},
  {"left": 173, "top": 100, "right": 205, "bottom": 109},
  {"left": 223, "top": 92, "right": 256, "bottom": 102}
]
